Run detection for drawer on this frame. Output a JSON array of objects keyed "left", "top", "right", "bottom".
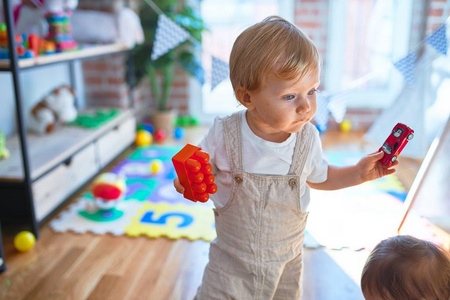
[
  {"left": 32, "top": 143, "right": 99, "bottom": 222},
  {"left": 96, "top": 116, "right": 136, "bottom": 168}
]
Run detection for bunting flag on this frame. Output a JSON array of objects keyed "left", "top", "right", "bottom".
[
  {"left": 425, "top": 23, "right": 448, "bottom": 55},
  {"left": 327, "top": 93, "right": 348, "bottom": 123},
  {"left": 211, "top": 56, "right": 230, "bottom": 91},
  {"left": 180, "top": 57, "right": 205, "bottom": 85},
  {"left": 393, "top": 51, "right": 417, "bottom": 85},
  {"left": 314, "top": 93, "right": 330, "bottom": 129},
  {"left": 151, "top": 14, "right": 190, "bottom": 60}
]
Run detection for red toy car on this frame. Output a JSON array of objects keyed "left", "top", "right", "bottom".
[{"left": 378, "top": 123, "right": 414, "bottom": 166}]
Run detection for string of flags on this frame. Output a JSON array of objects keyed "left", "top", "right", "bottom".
[
  {"left": 148, "top": 0, "right": 448, "bottom": 124},
  {"left": 149, "top": 1, "right": 226, "bottom": 91},
  {"left": 314, "top": 20, "right": 449, "bottom": 130},
  {"left": 151, "top": 14, "right": 190, "bottom": 60}
]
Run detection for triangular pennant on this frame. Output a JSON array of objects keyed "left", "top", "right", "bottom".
[
  {"left": 393, "top": 51, "right": 417, "bottom": 85},
  {"left": 211, "top": 57, "right": 229, "bottom": 91},
  {"left": 425, "top": 23, "right": 448, "bottom": 55},
  {"left": 180, "top": 57, "right": 205, "bottom": 86},
  {"left": 327, "top": 93, "right": 347, "bottom": 123},
  {"left": 151, "top": 14, "right": 190, "bottom": 60},
  {"left": 313, "top": 93, "right": 330, "bottom": 128}
]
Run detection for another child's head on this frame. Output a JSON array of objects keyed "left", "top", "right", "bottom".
[
  {"left": 229, "top": 16, "right": 321, "bottom": 136},
  {"left": 361, "top": 235, "right": 450, "bottom": 300}
]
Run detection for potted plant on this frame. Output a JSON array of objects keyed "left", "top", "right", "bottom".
[{"left": 129, "top": 0, "right": 206, "bottom": 133}]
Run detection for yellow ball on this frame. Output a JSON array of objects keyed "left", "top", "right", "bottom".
[
  {"left": 135, "top": 130, "right": 153, "bottom": 147},
  {"left": 14, "top": 231, "right": 36, "bottom": 252},
  {"left": 150, "top": 159, "right": 164, "bottom": 175},
  {"left": 340, "top": 119, "right": 352, "bottom": 132}
]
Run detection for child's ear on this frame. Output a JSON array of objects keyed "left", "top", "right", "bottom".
[{"left": 235, "top": 87, "right": 254, "bottom": 110}]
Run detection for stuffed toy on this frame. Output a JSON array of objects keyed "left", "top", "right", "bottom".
[
  {"left": 0, "top": 129, "right": 10, "bottom": 160},
  {"left": 28, "top": 84, "right": 77, "bottom": 134}
]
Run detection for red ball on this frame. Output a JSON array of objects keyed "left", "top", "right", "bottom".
[{"left": 154, "top": 129, "right": 167, "bottom": 143}]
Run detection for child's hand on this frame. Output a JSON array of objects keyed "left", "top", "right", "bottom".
[
  {"left": 357, "top": 151, "right": 399, "bottom": 182},
  {"left": 173, "top": 177, "right": 185, "bottom": 194}
]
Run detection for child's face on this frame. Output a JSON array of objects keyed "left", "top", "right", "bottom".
[{"left": 245, "top": 67, "right": 320, "bottom": 141}]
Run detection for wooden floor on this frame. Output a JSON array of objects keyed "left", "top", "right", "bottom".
[{"left": 0, "top": 129, "right": 447, "bottom": 300}]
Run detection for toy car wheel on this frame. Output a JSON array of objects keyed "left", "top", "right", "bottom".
[
  {"left": 391, "top": 156, "right": 397, "bottom": 163},
  {"left": 407, "top": 133, "right": 414, "bottom": 140}
]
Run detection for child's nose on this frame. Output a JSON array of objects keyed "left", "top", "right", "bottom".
[{"left": 295, "top": 98, "right": 311, "bottom": 114}]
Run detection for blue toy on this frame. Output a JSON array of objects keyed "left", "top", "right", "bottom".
[{"left": 174, "top": 127, "right": 185, "bottom": 140}]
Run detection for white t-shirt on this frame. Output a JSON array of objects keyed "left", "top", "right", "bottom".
[{"left": 199, "top": 110, "right": 328, "bottom": 212}]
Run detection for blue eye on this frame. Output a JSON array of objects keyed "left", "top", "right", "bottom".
[
  {"left": 283, "top": 94, "right": 296, "bottom": 101},
  {"left": 308, "top": 88, "right": 319, "bottom": 96}
]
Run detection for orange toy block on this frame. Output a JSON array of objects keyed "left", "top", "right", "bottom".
[{"left": 172, "top": 144, "right": 217, "bottom": 203}]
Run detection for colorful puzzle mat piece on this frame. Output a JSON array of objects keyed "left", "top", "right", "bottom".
[
  {"left": 126, "top": 202, "right": 216, "bottom": 242},
  {"left": 324, "top": 151, "right": 406, "bottom": 195},
  {"left": 304, "top": 151, "right": 440, "bottom": 250},
  {"left": 50, "top": 198, "right": 144, "bottom": 235},
  {"left": 50, "top": 145, "right": 216, "bottom": 241}
]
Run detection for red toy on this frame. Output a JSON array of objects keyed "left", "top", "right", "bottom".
[
  {"left": 154, "top": 129, "right": 167, "bottom": 144},
  {"left": 378, "top": 123, "right": 414, "bottom": 166},
  {"left": 172, "top": 144, "right": 217, "bottom": 203}
]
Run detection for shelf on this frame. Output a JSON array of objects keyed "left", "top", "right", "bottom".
[
  {"left": 0, "top": 43, "right": 130, "bottom": 70},
  {"left": 0, "top": 108, "right": 134, "bottom": 181}
]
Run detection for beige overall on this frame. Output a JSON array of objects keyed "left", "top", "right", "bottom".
[{"left": 196, "top": 113, "right": 314, "bottom": 300}]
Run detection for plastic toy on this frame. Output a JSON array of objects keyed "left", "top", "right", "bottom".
[
  {"left": 379, "top": 123, "right": 414, "bottom": 166},
  {"left": 0, "top": 25, "right": 35, "bottom": 58},
  {"left": 135, "top": 130, "right": 152, "bottom": 147},
  {"left": 69, "top": 109, "right": 120, "bottom": 128},
  {"left": 154, "top": 129, "right": 167, "bottom": 144},
  {"left": 174, "top": 127, "right": 185, "bottom": 140},
  {"left": 172, "top": 144, "right": 217, "bottom": 203},
  {"left": 175, "top": 115, "right": 200, "bottom": 127},
  {"left": 0, "top": 129, "right": 10, "bottom": 160},
  {"left": 150, "top": 159, "right": 164, "bottom": 175},
  {"left": 316, "top": 123, "right": 327, "bottom": 134},
  {"left": 14, "top": 231, "right": 36, "bottom": 252},
  {"left": 0, "top": 23, "right": 7, "bottom": 48},
  {"left": 90, "top": 173, "right": 126, "bottom": 210},
  {"left": 339, "top": 119, "right": 352, "bottom": 132}
]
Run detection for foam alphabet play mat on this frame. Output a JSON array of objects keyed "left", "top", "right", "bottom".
[
  {"left": 50, "top": 146, "right": 217, "bottom": 242},
  {"left": 51, "top": 147, "right": 444, "bottom": 249}
]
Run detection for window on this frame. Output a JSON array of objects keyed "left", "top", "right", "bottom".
[
  {"left": 325, "top": 0, "right": 413, "bottom": 108},
  {"left": 190, "top": 0, "right": 293, "bottom": 124}
]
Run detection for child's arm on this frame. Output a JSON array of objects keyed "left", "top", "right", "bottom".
[{"left": 308, "top": 151, "right": 398, "bottom": 190}]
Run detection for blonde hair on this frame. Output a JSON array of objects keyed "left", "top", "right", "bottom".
[
  {"left": 361, "top": 235, "right": 450, "bottom": 300},
  {"left": 229, "top": 16, "right": 320, "bottom": 97}
]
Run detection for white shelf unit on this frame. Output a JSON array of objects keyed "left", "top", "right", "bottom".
[
  {"left": 0, "top": 44, "right": 130, "bottom": 70},
  {"left": 0, "top": 0, "right": 137, "bottom": 237},
  {"left": 0, "top": 109, "right": 136, "bottom": 222}
]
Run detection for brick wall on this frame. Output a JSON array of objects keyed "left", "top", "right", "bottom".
[
  {"left": 76, "top": 0, "right": 191, "bottom": 116},
  {"left": 426, "top": 0, "right": 450, "bottom": 33},
  {"left": 294, "top": 0, "right": 329, "bottom": 63}
]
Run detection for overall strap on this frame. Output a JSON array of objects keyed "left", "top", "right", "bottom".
[
  {"left": 223, "top": 112, "right": 243, "bottom": 171},
  {"left": 288, "top": 123, "right": 314, "bottom": 175}
]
